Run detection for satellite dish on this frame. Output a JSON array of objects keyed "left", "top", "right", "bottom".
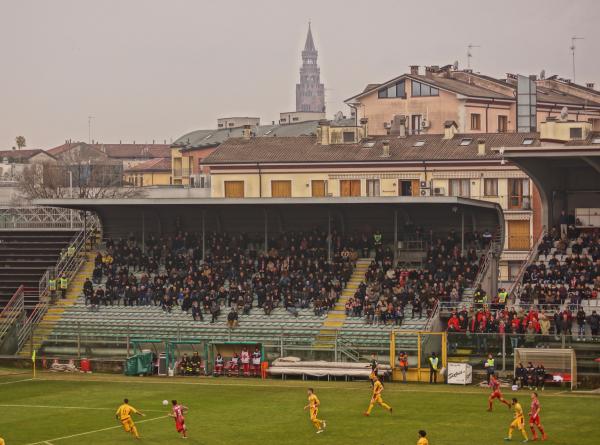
[
  {"left": 539, "top": 69, "right": 545, "bottom": 80},
  {"left": 560, "top": 106, "right": 569, "bottom": 120}
]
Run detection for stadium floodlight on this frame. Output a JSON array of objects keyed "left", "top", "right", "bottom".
[{"left": 514, "top": 348, "right": 577, "bottom": 390}]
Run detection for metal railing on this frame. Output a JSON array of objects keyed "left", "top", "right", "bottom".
[
  {"left": 0, "top": 286, "right": 25, "bottom": 345},
  {"left": 0, "top": 206, "right": 88, "bottom": 229},
  {"left": 17, "top": 215, "right": 100, "bottom": 351}
]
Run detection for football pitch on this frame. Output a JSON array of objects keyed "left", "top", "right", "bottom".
[{"left": 1, "top": 371, "right": 599, "bottom": 445}]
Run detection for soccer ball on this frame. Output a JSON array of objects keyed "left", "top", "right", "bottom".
[{"left": 162, "top": 400, "right": 169, "bottom": 406}]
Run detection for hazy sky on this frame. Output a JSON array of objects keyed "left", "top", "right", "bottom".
[{"left": 1, "top": 0, "right": 599, "bottom": 149}]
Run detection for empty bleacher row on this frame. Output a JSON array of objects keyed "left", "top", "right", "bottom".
[{"left": 0, "top": 230, "right": 77, "bottom": 309}]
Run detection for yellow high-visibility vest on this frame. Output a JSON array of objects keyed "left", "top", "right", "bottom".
[
  {"left": 59, "top": 278, "right": 68, "bottom": 289},
  {"left": 48, "top": 279, "right": 57, "bottom": 291}
]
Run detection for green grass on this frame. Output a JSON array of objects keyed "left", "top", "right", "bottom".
[{"left": 1, "top": 373, "right": 599, "bottom": 445}]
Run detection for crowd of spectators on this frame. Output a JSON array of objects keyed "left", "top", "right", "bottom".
[
  {"left": 346, "top": 231, "right": 487, "bottom": 326},
  {"left": 84, "top": 228, "right": 361, "bottom": 323},
  {"left": 519, "top": 227, "right": 599, "bottom": 305}
]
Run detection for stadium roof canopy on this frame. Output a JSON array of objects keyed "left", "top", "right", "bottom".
[
  {"left": 496, "top": 143, "right": 600, "bottom": 228},
  {"left": 33, "top": 196, "right": 504, "bottom": 245}
]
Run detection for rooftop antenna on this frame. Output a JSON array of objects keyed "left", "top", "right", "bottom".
[
  {"left": 467, "top": 44, "right": 480, "bottom": 69},
  {"left": 88, "top": 116, "right": 94, "bottom": 144},
  {"left": 570, "top": 36, "right": 584, "bottom": 83}
]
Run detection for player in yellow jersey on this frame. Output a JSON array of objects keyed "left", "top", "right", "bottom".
[
  {"left": 505, "top": 397, "right": 528, "bottom": 442},
  {"left": 304, "top": 388, "right": 326, "bottom": 434},
  {"left": 0, "top": 437, "right": 5, "bottom": 445},
  {"left": 115, "top": 398, "right": 145, "bottom": 439},
  {"left": 364, "top": 376, "right": 392, "bottom": 416},
  {"left": 417, "top": 430, "right": 429, "bottom": 445}
]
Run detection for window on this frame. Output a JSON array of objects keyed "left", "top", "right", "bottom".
[
  {"left": 508, "top": 220, "right": 531, "bottom": 250},
  {"left": 224, "top": 181, "right": 244, "bottom": 198},
  {"left": 292, "top": 117, "right": 299, "bottom": 121},
  {"left": 459, "top": 138, "right": 473, "bottom": 146},
  {"left": 378, "top": 80, "right": 406, "bottom": 98},
  {"left": 343, "top": 131, "right": 355, "bottom": 143},
  {"left": 311, "top": 180, "right": 327, "bottom": 197},
  {"left": 362, "top": 141, "right": 375, "bottom": 148},
  {"left": 570, "top": 127, "right": 583, "bottom": 139},
  {"left": 411, "top": 80, "right": 439, "bottom": 97},
  {"left": 399, "top": 180, "right": 419, "bottom": 197},
  {"left": 498, "top": 115, "right": 508, "bottom": 133},
  {"left": 449, "top": 179, "right": 470, "bottom": 197},
  {"left": 411, "top": 115, "right": 422, "bottom": 135},
  {"left": 470, "top": 113, "right": 481, "bottom": 130},
  {"left": 366, "top": 179, "right": 380, "bottom": 197},
  {"left": 484, "top": 178, "right": 498, "bottom": 197},
  {"left": 340, "top": 180, "right": 361, "bottom": 197},
  {"left": 413, "top": 140, "right": 425, "bottom": 147},
  {"left": 271, "top": 180, "right": 292, "bottom": 198},
  {"left": 508, "top": 178, "right": 530, "bottom": 209},
  {"left": 593, "top": 137, "right": 600, "bottom": 144},
  {"left": 522, "top": 138, "right": 534, "bottom": 145}
]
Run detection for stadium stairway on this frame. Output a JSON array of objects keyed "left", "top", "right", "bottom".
[
  {"left": 18, "top": 251, "right": 97, "bottom": 357},
  {"left": 313, "top": 258, "right": 370, "bottom": 350}
]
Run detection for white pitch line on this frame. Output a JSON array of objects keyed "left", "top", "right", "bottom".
[
  {"left": 25, "top": 415, "right": 169, "bottom": 445},
  {"left": 0, "top": 403, "right": 165, "bottom": 413},
  {"left": 31, "top": 375, "right": 598, "bottom": 399},
  {"left": 0, "top": 378, "right": 33, "bottom": 385}
]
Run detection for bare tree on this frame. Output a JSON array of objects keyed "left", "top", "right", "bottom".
[{"left": 16, "top": 162, "right": 144, "bottom": 201}]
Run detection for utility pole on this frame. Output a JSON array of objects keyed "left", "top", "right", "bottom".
[
  {"left": 570, "top": 36, "right": 584, "bottom": 83},
  {"left": 88, "top": 116, "right": 94, "bottom": 143},
  {"left": 467, "top": 44, "right": 480, "bottom": 69}
]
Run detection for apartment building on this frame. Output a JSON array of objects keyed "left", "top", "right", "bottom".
[{"left": 345, "top": 65, "right": 600, "bottom": 136}]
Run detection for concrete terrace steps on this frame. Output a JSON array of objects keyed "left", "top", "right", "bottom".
[
  {"left": 18, "top": 251, "right": 98, "bottom": 357},
  {"left": 315, "top": 259, "right": 370, "bottom": 346}
]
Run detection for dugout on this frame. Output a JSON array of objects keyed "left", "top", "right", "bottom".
[
  {"left": 208, "top": 341, "right": 264, "bottom": 375},
  {"left": 126, "top": 339, "right": 209, "bottom": 376}
]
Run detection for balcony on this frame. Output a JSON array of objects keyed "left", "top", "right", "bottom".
[{"left": 172, "top": 168, "right": 191, "bottom": 178}]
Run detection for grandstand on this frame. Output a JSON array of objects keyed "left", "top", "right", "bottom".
[{"left": 6, "top": 197, "right": 502, "bottom": 370}]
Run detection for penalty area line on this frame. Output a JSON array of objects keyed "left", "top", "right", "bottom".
[
  {"left": 0, "top": 378, "right": 34, "bottom": 385},
  {"left": 25, "top": 415, "right": 169, "bottom": 445}
]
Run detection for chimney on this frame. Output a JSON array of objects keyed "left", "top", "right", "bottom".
[
  {"left": 409, "top": 65, "right": 419, "bottom": 75},
  {"left": 381, "top": 140, "right": 390, "bottom": 157},
  {"left": 477, "top": 139, "right": 486, "bottom": 156},
  {"left": 443, "top": 121, "right": 458, "bottom": 140},
  {"left": 318, "top": 120, "right": 330, "bottom": 145},
  {"left": 360, "top": 118, "right": 368, "bottom": 138},
  {"left": 390, "top": 115, "right": 407, "bottom": 138},
  {"left": 242, "top": 124, "right": 252, "bottom": 139},
  {"left": 586, "top": 82, "right": 595, "bottom": 90}
]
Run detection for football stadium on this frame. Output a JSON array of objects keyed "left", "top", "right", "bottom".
[{"left": 2, "top": 6, "right": 600, "bottom": 444}]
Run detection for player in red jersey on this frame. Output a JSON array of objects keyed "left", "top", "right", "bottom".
[
  {"left": 169, "top": 400, "right": 189, "bottom": 439},
  {"left": 529, "top": 392, "right": 547, "bottom": 441},
  {"left": 488, "top": 374, "right": 511, "bottom": 411}
]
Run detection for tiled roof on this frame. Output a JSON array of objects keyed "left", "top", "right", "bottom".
[
  {"left": 97, "top": 144, "right": 170, "bottom": 158},
  {"left": 202, "top": 132, "right": 541, "bottom": 165},
  {"left": 47, "top": 142, "right": 170, "bottom": 159},
  {"left": 0, "top": 149, "right": 53, "bottom": 160},
  {"left": 174, "top": 121, "right": 320, "bottom": 147},
  {"left": 124, "top": 157, "right": 171, "bottom": 172},
  {"left": 347, "top": 71, "right": 600, "bottom": 108}
]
